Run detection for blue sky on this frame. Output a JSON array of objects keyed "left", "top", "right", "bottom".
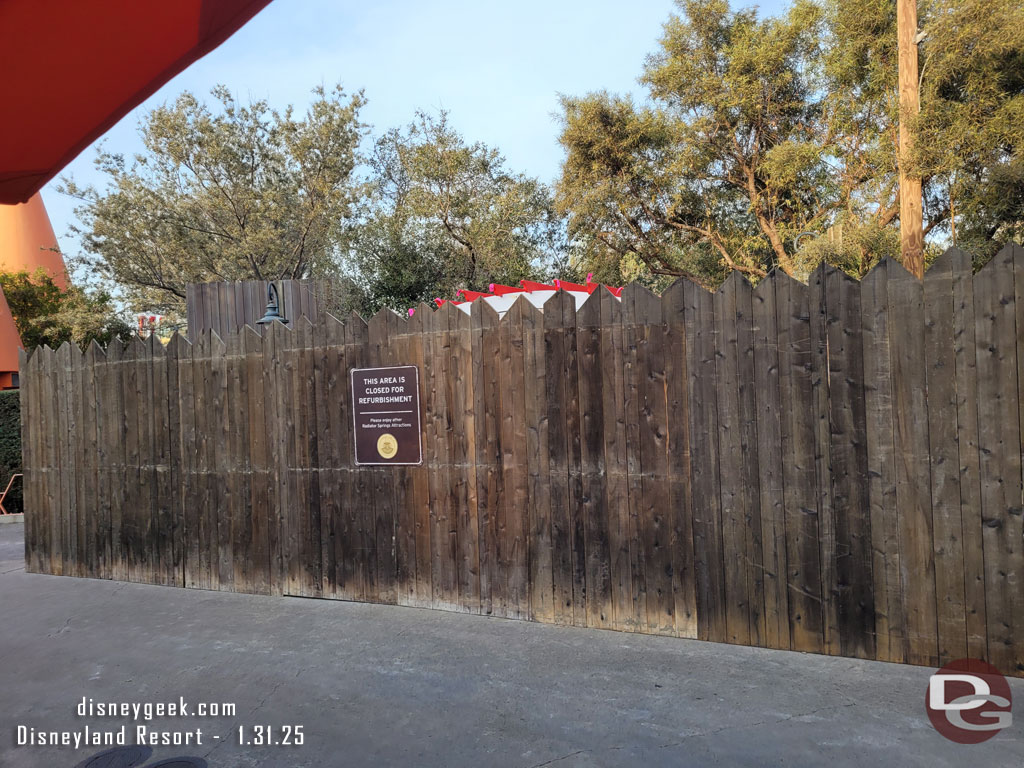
[{"left": 45, "top": 0, "right": 788, "bottom": 259}]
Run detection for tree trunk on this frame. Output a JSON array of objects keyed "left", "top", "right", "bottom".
[{"left": 897, "top": 0, "right": 924, "bottom": 278}]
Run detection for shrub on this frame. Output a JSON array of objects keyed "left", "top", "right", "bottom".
[{"left": 0, "top": 389, "right": 22, "bottom": 514}]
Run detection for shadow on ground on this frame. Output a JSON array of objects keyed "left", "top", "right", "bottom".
[{"left": 1, "top": 523, "right": 1021, "bottom": 768}]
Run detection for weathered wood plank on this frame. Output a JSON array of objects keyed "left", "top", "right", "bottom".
[
  {"left": 102, "top": 341, "right": 125, "bottom": 582},
  {"left": 431, "top": 304, "right": 459, "bottom": 611},
  {"left": 860, "top": 260, "right": 905, "bottom": 663},
  {"left": 186, "top": 285, "right": 198, "bottom": 342},
  {"left": 683, "top": 281, "right": 725, "bottom": 642},
  {"left": 775, "top": 273, "right": 824, "bottom": 653},
  {"left": 888, "top": 261, "right": 938, "bottom": 667},
  {"left": 313, "top": 315, "right": 341, "bottom": 600},
  {"left": 662, "top": 281, "right": 697, "bottom": 639},
  {"left": 93, "top": 343, "right": 113, "bottom": 580},
  {"left": 168, "top": 333, "right": 192, "bottom": 588},
  {"left": 734, "top": 276, "right": 765, "bottom": 647},
  {"left": 950, "top": 248, "right": 988, "bottom": 662},
  {"left": 223, "top": 284, "right": 237, "bottom": 337},
  {"left": 502, "top": 299, "right": 531, "bottom": 620},
  {"left": 924, "top": 250, "right": 968, "bottom": 664},
  {"left": 544, "top": 291, "right": 575, "bottom": 625},
  {"left": 344, "top": 313, "right": 371, "bottom": 601},
  {"left": 225, "top": 330, "right": 249, "bottom": 593},
  {"left": 524, "top": 297, "right": 554, "bottom": 623},
  {"left": 71, "top": 342, "right": 87, "bottom": 578},
  {"left": 620, "top": 285, "right": 649, "bottom": 632},
  {"left": 751, "top": 275, "right": 790, "bottom": 651},
  {"left": 56, "top": 343, "right": 75, "bottom": 578},
  {"left": 809, "top": 265, "right": 839, "bottom": 656},
  {"left": 409, "top": 305, "right": 434, "bottom": 608},
  {"left": 185, "top": 333, "right": 208, "bottom": 588},
  {"left": 247, "top": 324, "right": 272, "bottom": 594},
  {"left": 44, "top": 347, "right": 61, "bottom": 575},
  {"left": 208, "top": 332, "right": 228, "bottom": 592},
  {"left": 366, "top": 311, "right": 396, "bottom": 605},
  {"left": 280, "top": 322, "right": 302, "bottom": 596},
  {"left": 387, "top": 313, "right": 415, "bottom": 607},
  {"left": 295, "top": 318, "right": 323, "bottom": 597},
  {"left": 421, "top": 306, "right": 448, "bottom": 609},
  {"left": 576, "top": 292, "right": 612, "bottom": 629},
  {"left": 83, "top": 344, "right": 103, "bottom": 579},
  {"left": 562, "top": 291, "right": 586, "bottom": 628},
  {"left": 138, "top": 335, "right": 158, "bottom": 585},
  {"left": 262, "top": 323, "right": 288, "bottom": 595},
  {"left": 450, "top": 304, "right": 480, "bottom": 613},
  {"left": 65, "top": 345, "right": 87, "bottom": 580},
  {"left": 714, "top": 275, "right": 756, "bottom": 646},
  {"left": 121, "top": 338, "right": 144, "bottom": 582},
  {"left": 149, "top": 335, "right": 174, "bottom": 587},
  {"left": 825, "top": 266, "right": 875, "bottom": 659},
  {"left": 634, "top": 285, "right": 674, "bottom": 634},
  {"left": 598, "top": 287, "right": 632, "bottom": 631},
  {"left": 477, "top": 300, "right": 504, "bottom": 615}
]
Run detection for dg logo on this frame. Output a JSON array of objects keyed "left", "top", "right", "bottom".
[{"left": 926, "top": 658, "right": 1013, "bottom": 743}]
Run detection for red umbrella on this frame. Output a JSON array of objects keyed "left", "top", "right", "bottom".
[{"left": 0, "top": 0, "right": 273, "bottom": 204}]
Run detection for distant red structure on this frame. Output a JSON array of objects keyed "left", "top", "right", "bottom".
[{"left": 0, "top": 193, "right": 68, "bottom": 389}]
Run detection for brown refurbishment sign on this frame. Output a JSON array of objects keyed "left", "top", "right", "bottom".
[{"left": 350, "top": 365, "right": 423, "bottom": 465}]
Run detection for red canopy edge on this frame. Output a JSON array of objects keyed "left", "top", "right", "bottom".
[{"left": 0, "top": 0, "right": 273, "bottom": 204}]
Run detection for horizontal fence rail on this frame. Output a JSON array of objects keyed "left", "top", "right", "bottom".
[{"left": 19, "top": 246, "right": 1024, "bottom": 677}]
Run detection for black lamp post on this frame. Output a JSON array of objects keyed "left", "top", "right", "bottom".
[{"left": 256, "top": 282, "right": 288, "bottom": 326}]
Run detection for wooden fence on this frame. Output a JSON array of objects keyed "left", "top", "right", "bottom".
[
  {"left": 19, "top": 246, "right": 1024, "bottom": 677},
  {"left": 185, "top": 279, "right": 330, "bottom": 340}
]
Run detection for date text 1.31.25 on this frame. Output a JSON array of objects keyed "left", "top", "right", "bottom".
[{"left": 237, "top": 725, "right": 304, "bottom": 746}]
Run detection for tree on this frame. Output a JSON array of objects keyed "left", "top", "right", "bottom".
[
  {"left": 911, "top": 0, "right": 1024, "bottom": 264},
  {"left": 812, "top": 0, "right": 1024, "bottom": 272},
  {"left": 63, "top": 84, "right": 367, "bottom": 317},
  {"left": 0, "top": 269, "right": 132, "bottom": 350},
  {"left": 346, "top": 111, "right": 566, "bottom": 313},
  {"left": 557, "top": 0, "right": 831, "bottom": 286},
  {"left": 557, "top": 0, "right": 1023, "bottom": 286}
]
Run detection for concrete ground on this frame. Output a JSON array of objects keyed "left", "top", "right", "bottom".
[{"left": 0, "top": 523, "right": 1020, "bottom": 768}]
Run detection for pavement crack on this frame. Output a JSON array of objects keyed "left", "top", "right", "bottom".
[
  {"left": 47, "top": 615, "right": 73, "bottom": 638},
  {"left": 249, "top": 680, "right": 285, "bottom": 719},
  {"left": 527, "top": 746, "right": 623, "bottom": 768},
  {"left": 247, "top": 665, "right": 308, "bottom": 719},
  {"left": 202, "top": 732, "right": 230, "bottom": 760},
  {"left": 0, "top": 565, "right": 24, "bottom": 574},
  {"left": 527, "top": 750, "right": 586, "bottom": 767}
]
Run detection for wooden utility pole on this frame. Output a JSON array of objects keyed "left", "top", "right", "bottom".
[{"left": 897, "top": 0, "right": 924, "bottom": 278}]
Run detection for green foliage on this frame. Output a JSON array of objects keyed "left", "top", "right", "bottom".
[
  {"left": 912, "top": 0, "right": 1024, "bottom": 260},
  {"left": 0, "top": 390, "right": 21, "bottom": 515},
  {"left": 56, "top": 3, "right": 1024, "bottom": 304},
  {"left": 0, "top": 269, "right": 132, "bottom": 350},
  {"left": 814, "top": 0, "right": 1024, "bottom": 271},
  {"left": 557, "top": 0, "right": 831, "bottom": 284},
  {"left": 345, "top": 111, "right": 565, "bottom": 313},
  {"left": 559, "top": 0, "right": 1023, "bottom": 285},
  {"left": 63, "top": 84, "right": 367, "bottom": 319}
]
